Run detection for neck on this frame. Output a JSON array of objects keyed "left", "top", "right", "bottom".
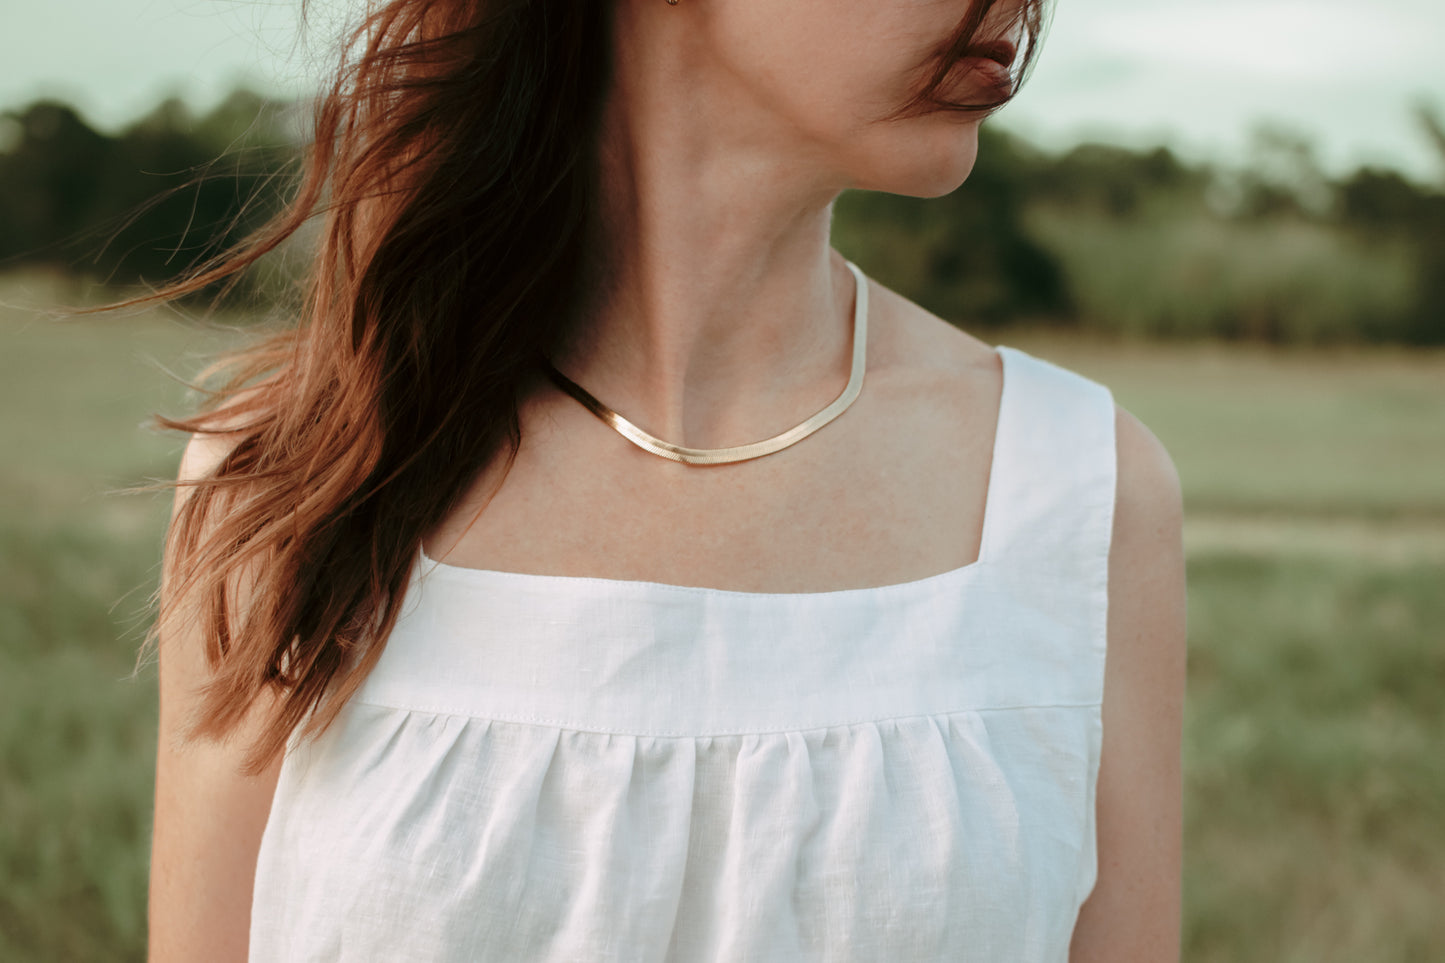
[{"left": 551, "top": 1, "right": 857, "bottom": 451}]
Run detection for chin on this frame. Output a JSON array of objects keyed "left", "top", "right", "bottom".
[
  {"left": 860, "top": 120, "right": 981, "bottom": 199},
  {"left": 911, "top": 148, "right": 981, "bottom": 199}
]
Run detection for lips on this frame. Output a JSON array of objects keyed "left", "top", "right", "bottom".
[
  {"left": 961, "top": 40, "right": 1017, "bottom": 68},
  {"left": 949, "top": 39, "right": 1016, "bottom": 95}
]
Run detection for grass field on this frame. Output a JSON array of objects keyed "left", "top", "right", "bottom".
[{"left": 2, "top": 272, "right": 1443, "bottom": 961}]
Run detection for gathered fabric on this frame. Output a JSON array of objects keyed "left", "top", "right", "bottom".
[{"left": 248, "top": 345, "right": 1117, "bottom": 962}]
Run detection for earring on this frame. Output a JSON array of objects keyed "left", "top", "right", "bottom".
[{"left": 667, "top": 0, "right": 678, "bottom": 5}]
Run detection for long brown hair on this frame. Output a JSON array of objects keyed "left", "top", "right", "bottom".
[{"left": 135, "top": 0, "right": 1048, "bottom": 774}]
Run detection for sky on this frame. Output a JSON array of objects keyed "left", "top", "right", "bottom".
[{"left": 2, "top": 0, "right": 1443, "bottom": 182}]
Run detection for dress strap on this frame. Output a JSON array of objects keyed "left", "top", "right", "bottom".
[{"left": 977, "top": 346, "right": 1118, "bottom": 580}]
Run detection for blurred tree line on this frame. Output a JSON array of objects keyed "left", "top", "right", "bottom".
[
  {"left": 835, "top": 110, "right": 1445, "bottom": 345},
  {"left": 0, "top": 90, "right": 298, "bottom": 301},
  {"left": 1, "top": 90, "right": 1442, "bottom": 344}
]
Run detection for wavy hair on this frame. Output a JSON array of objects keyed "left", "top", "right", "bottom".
[{"left": 133, "top": 0, "right": 1048, "bottom": 773}]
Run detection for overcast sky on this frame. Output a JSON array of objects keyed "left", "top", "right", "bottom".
[{"left": 3, "top": 0, "right": 1442, "bottom": 181}]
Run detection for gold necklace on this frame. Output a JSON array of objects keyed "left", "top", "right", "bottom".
[{"left": 543, "top": 259, "right": 869, "bottom": 466}]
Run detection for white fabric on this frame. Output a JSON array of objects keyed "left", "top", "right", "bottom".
[{"left": 248, "top": 345, "right": 1118, "bottom": 962}]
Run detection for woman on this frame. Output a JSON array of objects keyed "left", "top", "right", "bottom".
[{"left": 146, "top": 0, "right": 1186, "bottom": 959}]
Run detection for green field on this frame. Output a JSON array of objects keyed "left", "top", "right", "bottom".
[{"left": 2, "top": 272, "right": 1443, "bottom": 961}]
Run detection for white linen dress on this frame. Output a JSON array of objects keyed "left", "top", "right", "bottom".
[{"left": 248, "top": 344, "right": 1117, "bottom": 962}]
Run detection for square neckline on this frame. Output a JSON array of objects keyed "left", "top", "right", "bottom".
[{"left": 416, "top": 345, "right": 1018, "bottom": 601}]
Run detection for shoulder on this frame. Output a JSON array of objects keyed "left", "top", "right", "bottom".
[
  {"left": 858, "top": 265, "right": 1184, "bottom": 534},
  {"left": 170, "top": 384, "right": 278, "bottom": 534},
  {"left": 175, "top": 384, "right": 275, "bottom": 487},
  {"left": 873, "top": 267, "right": 1184, "bottom": 576},
  {"left": 1110, "top": 403, "right": 1184, "bottom": 568},
  {"left": 1104, "top": 401, "right": 1186, "bottom": 709},
  {"left": 860, "top": 275, "right": 1002, "bottom": 414},
  {"left": 864, "top": 276, "right": 998, "bottom": 371},
  {"left": 177, "top": 432, "right": 241, "bottom": 489},
  {"left": 1071, "top": 401, "right": 1186, "bottom": 958},
  {"left": 1102, "top": 400, "right": 1187, "bottom": 762}
]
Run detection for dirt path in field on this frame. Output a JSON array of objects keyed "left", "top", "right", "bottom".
[{"left": 1185, "top": 513, "right": 1445, "bottom": 564}]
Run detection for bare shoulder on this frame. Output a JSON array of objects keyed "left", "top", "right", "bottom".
[
  {"left": 866, "top": 277, "right": 999, "bottom": 369},
  {"left": 1104, "top": 401, "right": 1187, "bottom": 728},
  {"left": 1071, "top": 402, "right": 1186, "bottom": 960},
  {"left": 177, "top": 432, "right": 239, "bottom": 491},
  {"left": 865, "top": 269, "right": 1184, "bottom": 536},
  {"left": 152, "top": 383, "right": 286, "bottom": 963},
  {"left": 861, "top": 277, "right": 1002, "bottom": 408},
  {"left": 1112, "top": 404, "right": 1184, "bottom": 553},
  {"left": 1103, "top": 403, "right": 1187, "bottom": 716},
  {"left": 174, "top": 384, "right": 274, "bottom": 489},
  {"left": 1105, "top": 403, "right": 1187, "bottom": 692}
]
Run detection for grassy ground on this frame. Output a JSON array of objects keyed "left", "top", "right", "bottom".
[
  {"left": 0, "top": 273, "right": 241, "bottom": 960},
  {"left": 2, "top": 272, "right": 1442, "bottom": 961}
]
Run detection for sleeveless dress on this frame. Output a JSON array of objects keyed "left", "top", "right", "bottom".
[{"left": 248, "top": 345, "right": 1118, "bottom": 963}]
